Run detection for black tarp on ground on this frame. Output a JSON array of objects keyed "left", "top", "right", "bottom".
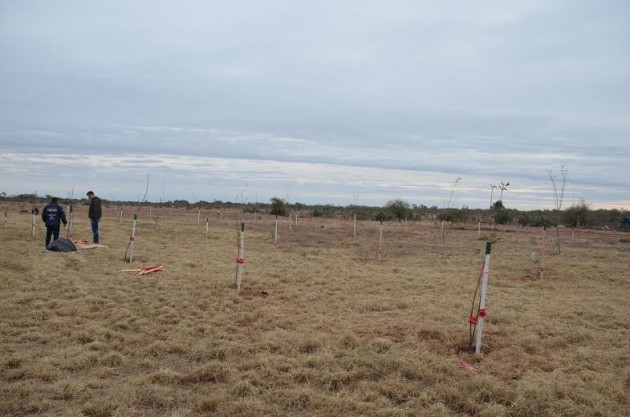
[{"left": 47, "top": 237, "right": 77, "bottom": 252}]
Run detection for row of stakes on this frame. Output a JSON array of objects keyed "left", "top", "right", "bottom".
[{"left": 11, "top": 206, "right": 493, "bottom": 354}]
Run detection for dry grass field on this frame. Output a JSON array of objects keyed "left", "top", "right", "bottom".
[{"left": 1, "top": 204, "right": 629, "bottom": 416}]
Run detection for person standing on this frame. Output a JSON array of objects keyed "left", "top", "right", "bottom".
[
  {"left": 86, "top": 191, "right": 102, "bottom": 243},
  {"left": 41, "top": 197, "right": 67, "bottom": 248}
]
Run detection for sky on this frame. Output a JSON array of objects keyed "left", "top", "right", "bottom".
[{"left": 1, "top": 0, "right": 629, "bottom": 210}]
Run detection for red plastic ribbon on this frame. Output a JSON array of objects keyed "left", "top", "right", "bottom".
[
  {"left": 479, "top": 308, "right": 487, "bottom": 318},
  {"left": 139, "top": 264, "right": 164, "bottom": 275},
  {"left": 129, "top": 236, "right": 135, "bottom": 241},
  {"left": 236, "top": 257, "right": 245, "bottom": 264},
  {"left": 469, "top": 316, "right": 478, "bottom": 325},
  {"left": 460, "top": 359, "right": 475, "bottom": 371}
]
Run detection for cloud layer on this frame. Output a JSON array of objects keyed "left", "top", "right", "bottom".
[{"left": 1, "top": 1, "right": 629, "bottom": 209}]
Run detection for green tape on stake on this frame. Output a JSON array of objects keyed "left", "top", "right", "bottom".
[{"left": 485, "top": 241, "right": 492, "bottom": 255}]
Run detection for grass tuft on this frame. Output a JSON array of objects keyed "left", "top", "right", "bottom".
[
  {"left": 179, "top": 363, "right": 231, "bottom": 384},
  {"left": 81, "top": 403, "right": 117, "bottom": 417}
]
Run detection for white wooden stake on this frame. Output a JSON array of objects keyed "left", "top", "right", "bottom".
[
  {"left": 478, "top": 220, "right": 481, "bottom": 239},
  {"left": 67, "top": 204, "right": 74, "bottom": 239},
  {"left": 441, "top": 220, "right": 445, "bottom": 244},
  {"left": 353, "top": 213, "right": 357, "bottom": 238},
  {"left": 289, "top": 214, "right": 293, "bottom": 233},
  {"left": 236, "top": 222, "right": 245, "bottom": 294},
  {"left": 539, "top": 226, "right": 546, "bottom": 280},
  {"left": 197, "top": 208, "right": 201, "bottom": 225},
  {"left": 119, "top": 209, "right": 123, "bottom": 224},
  {"left": 475, "top": 242, "right": 492, "bottom": 354},
  {"left": 128, "top": 214, "right": 137, "bottom": 263},
  {"left": 377, "top": 222, "right": 383, "bottom": 262},
  {"left": 205, "top": 217, "right": 209, "bottom": 238},
  {"left": 274, "top": 218, "right": 279, "bottom": 245}
]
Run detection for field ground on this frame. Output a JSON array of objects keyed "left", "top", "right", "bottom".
[{"left": 1, "top": 205, "right": 629, "bottom": 416}]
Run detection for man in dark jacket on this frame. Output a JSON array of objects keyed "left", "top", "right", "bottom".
[
  {"left": 41, "top": 197, "right": 67, "bottom": 248},
  {"left": 86, "top": 191, "right": 102, "bottom": 243}
]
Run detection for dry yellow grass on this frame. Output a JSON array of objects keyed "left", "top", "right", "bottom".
[{"left": 1, "top": 203, "right": 629, "bottom": 416}]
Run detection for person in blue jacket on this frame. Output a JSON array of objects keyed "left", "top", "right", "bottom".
[{"left": 41, "top": 197, "right": 67, "bottom": 249}]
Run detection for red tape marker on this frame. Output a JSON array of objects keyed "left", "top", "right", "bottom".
[
  {"left": 129, "top": 236, "right": 135, "bottom": 241},
  {"left": 236, "top": 257, "right": 245, "bottom": 264},
  {"left": 139, "top": 265, "right": 163, "bottom": 275},
  {"left": 469, "top": 316, "right": 478, "bottom": 325},
  {"left": 460, "top": 359, "right": 475, "bottom": 371},
  {"left": 479, "top": 308, "right": 487, "bottom": 318}
]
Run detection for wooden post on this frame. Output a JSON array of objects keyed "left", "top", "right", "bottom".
[
  {"left": 197, "top": 208, "right": 201, "bottom": 225},
  {"left": 3, "top": 211, "right": 7, "bottom": 229},
  {"left": 119, "top": 208, "right": 123, "bottom": 224},
  {"left": 128, "top": 214, "right": 137, "bottom": 263},
  {"left": 274, "top": 217, "right": 279, "bottom": 245},
  {"left": 441, "top": 220, "right": 445, "bottom": 244},
  {"left": 538, "top": 226, "right": 546, "bottom": 280},
  {"left": 67, "top": 187, "right": 75, "bottom": 238},
  {"left": 353, "top": 213, "right": 357, "bottom": 239},
  {"left": 475, "top": 242, "right": 492, "bottom": 354},
  {"left": 31, "top": 213, "right": 36, "bottom": 237},
  {"left": 555, "top": 225, "right": 562, "bottom": 255},
  {"left": 236, "top": 222, "right": 245, "bottom": 294},
  {"left": 205, "top": 217, "right": 209, "bottom": 238},
  {"left": 289, "top": 213, "right": 293, "bottom": 233},
  {"left": 67, "top": 204, "right": 74, "bottom": 239},
  {"left": 478, "top": 220, "right": 481, "bottom": 239},
  {"left": 377, "top": 221, "right": 383, "bottom": 262}
]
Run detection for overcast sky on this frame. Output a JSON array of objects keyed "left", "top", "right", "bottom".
[{"left": 1, "top": 1, "right": 628, "bottom": 209}]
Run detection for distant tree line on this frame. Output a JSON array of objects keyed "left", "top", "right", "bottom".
[{"left": 1, "top": 193, "right": 628, "bottom": 231}]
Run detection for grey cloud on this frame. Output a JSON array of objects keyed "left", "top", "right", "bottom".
[{"left": 1, "top": 1, "right": 629, "bottom": 208}]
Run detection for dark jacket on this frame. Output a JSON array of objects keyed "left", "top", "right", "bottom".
[
  {"left": 41, "top": 202, "right": 67, "bottom": 227},
  {"left": 88, "top": 196, "right": 102, "bottom": 220}
]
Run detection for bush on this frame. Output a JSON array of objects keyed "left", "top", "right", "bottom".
[
  {"left": 562, "top": 199, "right": 590, "bottom": 228},
  {"left": 385, "top": 199, "right": 411, "bottom": 221},
  {"left": 270, "top": 197, "right": 288, "bottom": 217},
  {"left": 437, "top": 209, "right": 470, "bottom": 223}
]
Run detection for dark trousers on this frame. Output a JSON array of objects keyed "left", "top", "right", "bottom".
[
  {"left": 91, "top": 218, "right": 100, "bottom": 243},
  {"left": 45, "top": 225, "right": 60, "bottom": 247}
]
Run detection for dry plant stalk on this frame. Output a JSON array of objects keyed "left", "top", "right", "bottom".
[{"left": 548, "top": 166, "right": 568, "bottom": 254}]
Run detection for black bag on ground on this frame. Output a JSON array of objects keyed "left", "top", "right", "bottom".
[{"left": 47, "top": 237, "right": 77, "bottom": 252}]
